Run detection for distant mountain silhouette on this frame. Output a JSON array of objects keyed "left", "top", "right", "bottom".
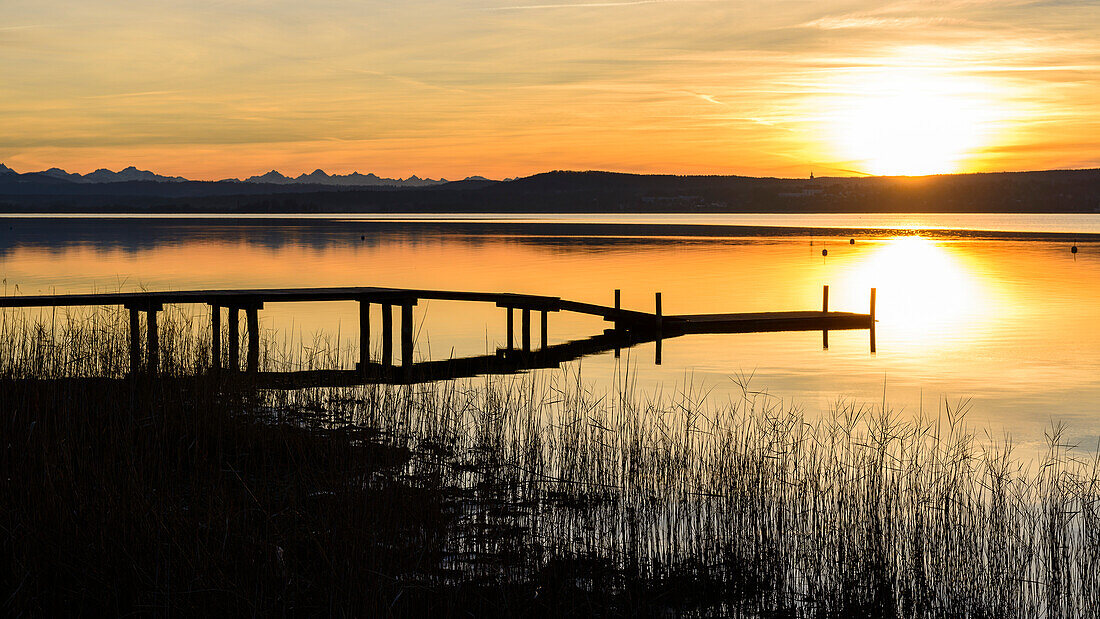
[
  {"left": 244, "top": 169, "right": 450, "bottom": 187},
  {"left": 36, "top": 166, "right": 188, "bottom": 183},
  {"left": 246, "top": 170, "right": 294, "bottom": 184},
  {"left": 4, "top": 163, "right": 464, "bottom": 187}
]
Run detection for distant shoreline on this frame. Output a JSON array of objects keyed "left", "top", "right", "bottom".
[
  {"left": 4, "top": 169, "right": 1100, "bottom": 215},
  {"left": 2, "top": 212, "right": 1098, "bottom": 242}
]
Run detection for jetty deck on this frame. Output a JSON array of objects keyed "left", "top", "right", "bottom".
[{"left": 0, "top": 285, "right": 876, "bottom": 379}]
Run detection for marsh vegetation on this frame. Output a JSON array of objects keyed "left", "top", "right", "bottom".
[{"left": 2, "top": 307, "right": 1098, "bottom": 616}]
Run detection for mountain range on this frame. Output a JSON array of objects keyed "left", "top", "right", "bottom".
[
  {"left": 3, "top": 164, "right": 1100, "bottom": 215},
  {"left": 0, "top": 163, "right": 489, "bottom": 187}
]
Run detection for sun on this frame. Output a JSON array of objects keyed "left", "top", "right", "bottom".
[{"left": 824, "top": 55, "right": 1002, "bottom": 176}]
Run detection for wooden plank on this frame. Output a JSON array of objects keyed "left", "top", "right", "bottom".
[
  {"left": 146, "top": 309, "right": 159, "bottom": 375},
  {"left": 556, "top": 299, "right": 653, "bottom": 322},
  {"left": 129, "top": 307, "right": 140, "bottom": 375},
  {"left": 48, "top": 301, "right": 877, "bottom": 389},
  {"left": 540, "top": 310, "right": 548, "bottom": 349},
  {"left": 359, "top": 299, "right": 370, "bottom": 371},
  {"left": 0, "top": 286, "right": 566, "bottom": 311},
  {"left": 381, "top": 304, "right": 393, "bottom": 366},
  {"left": 506, "top": 307, "right": 514, "bottom": 350},
  {"left": 0, "top": 287, "right": 876, "bottom": 355},
  {"left": 211, "top": 304, "right": 221, "bottom": 370},
  {"left": 870, "top": 288, "right": 877, "bottom": 354},
  {"left": 656, "top": 292, "right": 662, "bottom": 330},
  {"left": 401, "top": 304, "right": 413, "bottom": 367},
  {"left": 671, "top": 311, "right": 872, "bottom": 334},
  {"left": 227, "top": 307, "right": 239, "bottom": 371},
  {"left": 521, "top": 309, "right": 531, "bottom": 351},
  {"left": 246, "top": 307, "right": 260, "bottom": 373},
  {"left": 667, "top": 310, "right": 868, "bottom": 323},
  {"left": 0, "top": 286, "right": 399, "bottom": 307}
]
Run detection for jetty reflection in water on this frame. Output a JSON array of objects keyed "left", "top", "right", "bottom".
[
  {"left": 0, "top": 284, "right": 874, "bottom": 386},
  {"left": 2, "top": 216, "right": 1099, "bottom": 449}
]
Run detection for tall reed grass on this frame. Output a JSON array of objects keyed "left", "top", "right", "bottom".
[{"left": 1, "top": 307, "right": 1098, "bottom": 616}]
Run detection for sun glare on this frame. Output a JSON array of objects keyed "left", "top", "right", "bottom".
[
  {"left": 842, "top": 236, "right": 988, "bottom": 347},
  {"left": 825, "top": 54, "right": 1003, "bottom": 176}
]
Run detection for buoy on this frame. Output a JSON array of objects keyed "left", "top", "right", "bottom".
[
  {"left": 821, "top": 248, "right": 828, "bottom": 257},
  {"left": 849, "top": 238, "right": 855, "bottom": 245},
  {"left": 1071, "top": 240, "right": 1078, "bottom": 254},
  {"left": 361, "top": 235, "right": 365, "bottom": 240}
]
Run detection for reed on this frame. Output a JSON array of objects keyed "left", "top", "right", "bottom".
[{"left": 1, "top": 307, "right": 1098, "bottom": 616}]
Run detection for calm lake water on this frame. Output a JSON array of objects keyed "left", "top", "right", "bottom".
[{"left": 2, "top": 213, "right": 1098, "bottom": 451}]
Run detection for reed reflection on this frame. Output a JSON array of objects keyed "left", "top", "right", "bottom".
[{"left": 4, "top": 217, "right": 1100, "bottom": 447}]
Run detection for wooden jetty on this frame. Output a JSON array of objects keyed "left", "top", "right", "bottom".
[{"left": 0, "top": 285, "right": 876, "bottom": 381}]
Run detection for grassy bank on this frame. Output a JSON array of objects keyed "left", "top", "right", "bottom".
[{"left": 2, "top": 308, "right": 1099, "bottom": 616}]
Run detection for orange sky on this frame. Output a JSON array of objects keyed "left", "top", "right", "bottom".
[{"left": 3, "top": 1, "right": 1100, "bottom": 180}]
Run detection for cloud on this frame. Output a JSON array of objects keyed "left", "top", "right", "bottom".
[
  {"left": 82, "top": 91, "right": 184, "bottom": 100},
  {"left": 3, "top": 0, "right": 1100, "bottom": 177},
  {"left": 801, "top": 15, "right": 973, "bottom": 30},
  {"left": 487, "top": 0, "right": 705, "bottom": 9}
]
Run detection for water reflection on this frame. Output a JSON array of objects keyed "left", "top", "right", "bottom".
[
  {"left": 840, "top": 236, "right": 990, "bottom": 350},
  {"left": 1, "top": 216, "right": 1099, "bottom": 453}
]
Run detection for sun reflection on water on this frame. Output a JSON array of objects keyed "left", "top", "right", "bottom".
[{"left": 840, "top": 236, "right": 989, "bottom": 348}]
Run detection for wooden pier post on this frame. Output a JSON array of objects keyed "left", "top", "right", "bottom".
[
  {"left": 359, "top": 299, "right": 370, "bottom": 371},
  {"left": 211, "top": 304, "right": 221, "bottom": 370},
  {"left": 0, "top": 284, "right": 883, "bottom": 384},
  {"left": 401, "top": 304, "right": 413, "bottom": 367},
  {"left": 128, "top": 307, "right": 140, "bottom": 375},
  {"left": 246, "top": 306, "right": 260, "bottom": 373},
  {"left": 521, "top": 309, "right": 531, "bottom": 351},
  {"left": 228, "top": 307, "right": 239, "bottom": 371},
  {"left": 540, "top": 310, "right": 548, "bottom": 349},
  {"left": 506, "top": 307, "right": 514, "bottom": 351},
  {"left": 655, "top": 292, "right": 663, "bottom": 365},
  {"left": 870, "top": 288, "right": 877, "bottom": 354},
  {"left": 613, "top": 289, "right": 622, "bottom": 332},
  {"left": 655, "top": 292, "right": 662, "bottom": 331},
  {"left": 146, "top": 308, "right": 159, "bottom": 375},
  {"left": 381, "top": 304, "right": 393, "bottom": 366}
]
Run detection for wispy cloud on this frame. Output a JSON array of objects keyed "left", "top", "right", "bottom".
[
  {"left": 487, "top": 0, "right": 703, "bottom": 10},
  {"left": 690, "top": 92, "right": 726, "bottom": 106},
  {"left": 82, "top": 90, "right": 183, "bottom": 100},
  {"left": 801, "top": 15, "right": 972, "bottom": 30},
  {"left": 3, "top": 0, "right": 1100, "bottom": 177},
  {"left": 341, "top": 67, "right": 473, "bottom": 96}
]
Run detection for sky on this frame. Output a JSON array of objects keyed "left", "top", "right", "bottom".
[{"left": 2, "top": 0, "right": 1099, "bottom": 180}]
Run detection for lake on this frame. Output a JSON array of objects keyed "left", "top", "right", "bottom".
[{"left": 2, "top": 213, "right": 1098, "bottom": 452}]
